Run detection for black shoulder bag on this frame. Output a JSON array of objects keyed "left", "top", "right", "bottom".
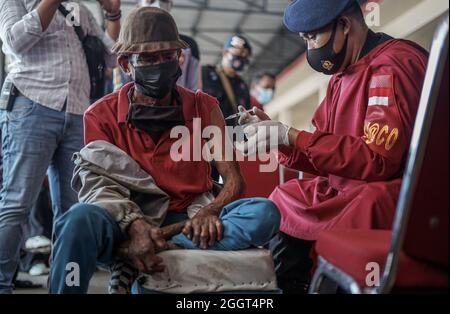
[{"left": 58, "top": 5, "right": 106, "bottom": 102}]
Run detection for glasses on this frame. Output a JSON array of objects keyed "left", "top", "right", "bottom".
[
  {"left": 130, "top": 50, "right": 179, "bottom": 66},
  {"left": 299, "top": 20, "right": 338, "bottom": 46},
  {"left": 228, "top": 47, "right": 250, "bottom": 58}
]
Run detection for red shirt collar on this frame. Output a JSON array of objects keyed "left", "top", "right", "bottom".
[
  {"left": 117, "top": 83, "right": 197, "bottom": 124},
  {"left": 117, "top": 82, "right": 134, "bottom": 124}
]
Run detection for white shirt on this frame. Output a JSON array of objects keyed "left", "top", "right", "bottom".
[{"left": 0, "top": 0, "right": 116, "bottom": 115}]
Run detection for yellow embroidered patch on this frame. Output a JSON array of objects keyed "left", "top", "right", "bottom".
[{"left": 363, "top": 122, "right": 399, "bottom": 151}]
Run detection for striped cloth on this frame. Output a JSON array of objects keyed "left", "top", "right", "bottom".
[{"left": 108, "top": 261, "right": 140, "bottom": 294}]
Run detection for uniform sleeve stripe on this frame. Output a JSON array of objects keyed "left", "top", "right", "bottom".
[
  {"left": 369, "top": 88, "right": 391, "bottom": 97},
  {"left": 368, "top": 96, "right": 389, "bottom": 107}
]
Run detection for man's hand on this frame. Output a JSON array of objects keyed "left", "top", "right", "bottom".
[
  {"left": 99, "top": 0, "right": 121, "bottom": 41},
  {"left": 182, "top": 208, "right": 223, "bottom": 249},
  {"left": 97, "top": 0, "right": 121, "bottom": 14},
  {"left": 237, "top": 105, "right": 271, "bottom": 126},
  {"left": 235, "top": 120, "right": 291, "bottom": 156},
  {"left": 127, "top": 218, "right": 167, "bottom": 274}
]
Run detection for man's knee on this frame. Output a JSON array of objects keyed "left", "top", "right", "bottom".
[
  {"left": 54, "top": 203, "right": 106, "bottom": 237},
  {"left": 358, "top": 181, "right": 400, "bottom": 215},
  {"left": 235, "top": 198, "right": 281, "bottom": 243},
  {"left": 250, "top": 198, "right": 281, "bottom": 227},
  {"left": 358, "top": 181, "right": 400, "bottom": 228}
]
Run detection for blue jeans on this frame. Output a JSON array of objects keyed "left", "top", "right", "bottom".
[
  {"left": 0, "top": 96, "right": 83, "bottom": 293},
  {"left": 49, "top": 198, "right": 280, "bottom": 294}
]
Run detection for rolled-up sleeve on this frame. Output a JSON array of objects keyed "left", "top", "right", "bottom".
[
  {"left": 0, "top": 2, "right": 46, "bottom": 55},
  {"left": 74, "top": 166, "right": 145, "bottom": 233}
]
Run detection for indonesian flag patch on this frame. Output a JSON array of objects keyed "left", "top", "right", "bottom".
[{"left": 368, "top": 74, "right": 393, "bottom": 107}]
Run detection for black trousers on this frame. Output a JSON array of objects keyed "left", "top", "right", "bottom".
[
  {"left": 211, "top": 164, "right": 220, "bottom": 182},
  {"left": 268, "top": 232, "right": 314, "bottom": 294}
]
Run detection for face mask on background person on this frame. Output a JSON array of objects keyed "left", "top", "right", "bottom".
[
  {"left": 306, "top": 21, "right": 349, "bottom": 75},
  {"left": 225, "top": 53, "right": 249, "bottom": 73},
  {"left": 140, "top": 0, "right": 172, "bottom": 11},
  {"left": 132, "top": 59, "right": 182, "bottom": 99},
  {"left": 255, "top": 86, "right": 274, "bottom": 106}
]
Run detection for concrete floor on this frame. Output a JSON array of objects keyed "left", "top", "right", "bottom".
[{"left": 13, "top": 270, "right": 110, "bottom": 294}]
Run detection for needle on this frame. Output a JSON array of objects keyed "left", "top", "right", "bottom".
[{"left": 225, "top": 108, "right": 256, "bottom": 120}]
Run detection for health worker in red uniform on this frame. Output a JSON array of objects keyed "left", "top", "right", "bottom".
[{"left": 237, "top": 0, "right": 429, "bottom": 293}]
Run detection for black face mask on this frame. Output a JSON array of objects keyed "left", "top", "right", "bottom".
[
  {"left": 228, "top": 54, "right": 249, "bottom": 72},
  {"left": 132, "top": 60, "right": 182, "bottom": 99},
  {"left": 307, "top": 21, "right": 349, "bottom": 75},
  {"left": 126, "top": 90, "right": 185, "bottom": 137}
]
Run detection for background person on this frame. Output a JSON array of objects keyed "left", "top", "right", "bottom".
[
  {"left": 250, "top": 72, "right": 277, "bottom": 110},
  {"left": 0, "top": 0, "right": 121, "bottom": 293}
]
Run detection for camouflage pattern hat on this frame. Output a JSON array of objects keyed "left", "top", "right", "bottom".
[{"left": 112, "top": 7, "right": 188, "bottom": 54}]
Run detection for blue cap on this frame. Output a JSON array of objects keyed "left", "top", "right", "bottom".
[
  {"left": 224, "top": 35, "right": 253, "bottom": 56},
  {"left": 284, "top": 0, "right": 356, "bottom": 33}
]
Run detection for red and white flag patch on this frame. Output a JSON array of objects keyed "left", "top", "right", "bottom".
[{"left": 368, "top": 74, "right": 393, "bottom": 107}]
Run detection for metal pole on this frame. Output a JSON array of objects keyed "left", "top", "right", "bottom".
[{"left": 116, "top": 0, "right": 284, "bottom": 16}]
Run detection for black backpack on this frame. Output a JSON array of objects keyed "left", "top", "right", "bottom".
[{"left": 58, "top": 5, "right": 106, "bottom": 102}]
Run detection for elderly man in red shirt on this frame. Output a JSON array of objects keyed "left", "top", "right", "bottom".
[
  {"left": 48, "top": 7, "right": 280, "bottom": 294},
  {"left": 237, "top": 0, "right": 428, "bottom": 293}
]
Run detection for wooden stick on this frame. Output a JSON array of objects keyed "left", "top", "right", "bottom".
[{"left": 161, "top": 220, "right": 187, "bottom": 239}]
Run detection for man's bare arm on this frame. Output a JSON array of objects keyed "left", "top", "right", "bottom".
[
  {"left": 36, "top": 0, "right": 63, "bottom": 31},
  {"left": 98, "top": 0, "right": 121, "bottom": 41},
  {"left": 202, "top": 106, "right": 246, "bottom": 215},
  {"left": 182, "top": 105, "right": 245, "bottom": 248}
]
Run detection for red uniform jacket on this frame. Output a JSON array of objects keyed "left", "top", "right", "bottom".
[{"left": 270, "top": 39, "right": 428, "bottom": 240}]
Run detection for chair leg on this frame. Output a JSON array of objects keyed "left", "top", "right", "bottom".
[
  {"left": 309, "top": 270, "right": 340, "bottom": 294},
  {"left": 318, "top": 277, "right": 339, "bottom": 294},
  {"left": 309, "top": 256, "right": 361, "bottom": 294},
  {"left": 309, "top": 259, "right": 326, "bottom": 293}
]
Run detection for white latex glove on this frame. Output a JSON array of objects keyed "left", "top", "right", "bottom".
[
  {"left": 235, "top": 120, "right": 291, "bottom": 156},
  {"left": 237, "top": 105, "right": 271, "bottom": 126}
]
